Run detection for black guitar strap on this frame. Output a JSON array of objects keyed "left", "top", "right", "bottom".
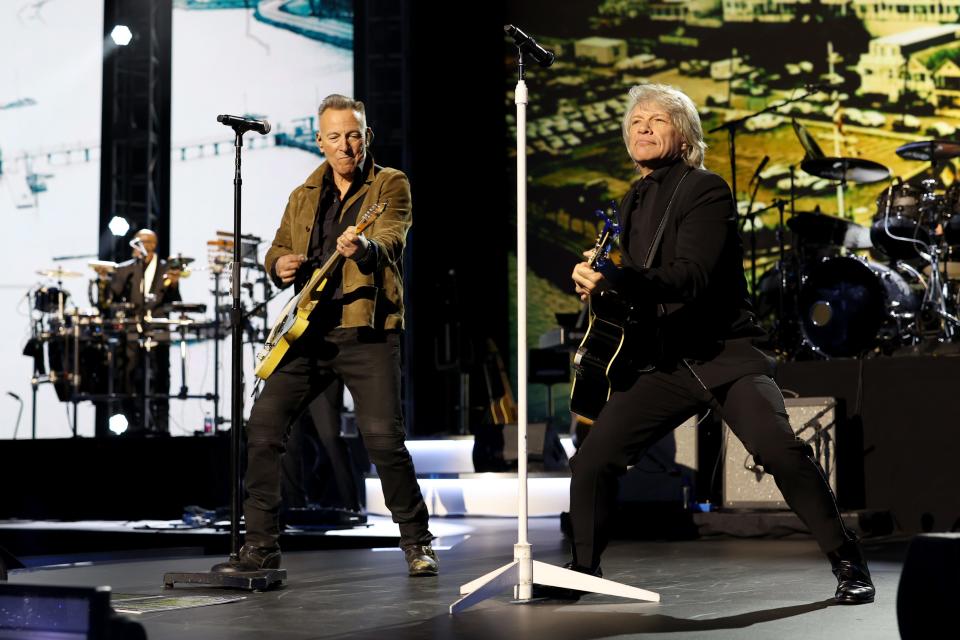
[{"left": 642, "top": 167, "right": 693, "bottom": 269}]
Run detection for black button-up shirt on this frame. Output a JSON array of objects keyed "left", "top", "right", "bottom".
[{"left": 626, "top": 162, "right": 675, "bottom": 269}]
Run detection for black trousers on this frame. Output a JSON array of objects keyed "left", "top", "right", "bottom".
[
  {"left": 569, "top": 364, "right": 849, "bottom": 570},
  {"left": 244, "top": 328, "right": 431, "bottom": 548}
]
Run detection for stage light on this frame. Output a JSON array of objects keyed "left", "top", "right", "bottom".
[
  {"left": 110, "top": 25, "right": 133, "bottom": 46},
  {"left": 108, "top": 215, "right": 130, "bottom": 237},
  {"left": 108, "top": 413, "right": 128, "bottom": 435}
]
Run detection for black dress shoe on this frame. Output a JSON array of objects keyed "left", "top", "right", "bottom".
[
  {"left": 531, "top": 562, "right": 602, "bottom": 601},
  {"left": 211, "top": 544, "right": 282, "bottom": 573},
  {"left": 828, "top": 537, "right": 875, "bottom": 605},
  {"left": 403, "top": 544, "right": 439, "bottom": 577}
]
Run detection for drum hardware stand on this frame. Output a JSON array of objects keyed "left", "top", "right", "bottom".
[
  {"left": 793, "top": 401, "right": 836, "bottom": 480},
  {"left": 744, "top": 157, "right": 769, "bottom": 306},
  {"left": 709, "top": 85, "right": 823, "bottom": 213},
  {"left": 163, "top": 116, "right": 285, "bottom": 591},
  {"left": 71, "top": 317, "right": 81, "bottom": 437}
]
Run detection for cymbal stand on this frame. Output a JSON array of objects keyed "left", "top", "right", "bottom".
[
  {"left": 880, "top": 179, "right": 959, "bottom": 340},
  {"left": 922, "top": 243, "right": 959, "bottom": 340},
  {"left": 138, "top": 319, "right": 156, "bottom": 433},
  {"left": 71, "top": 314, "right": 80, "bottom": 437},
  {"left": 176, "top": 315, "right": 191, "bottom": 399},
  {"left": 211, "top": 265, "right": 225, "bottom": 430},
  {"left": 709, "top": 85, "right": 824, "bottom": 212}
]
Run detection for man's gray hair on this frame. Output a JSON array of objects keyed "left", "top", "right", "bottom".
[
  {"left": 318, "top": 93, "right": 367, "bottom": 131},
  {"left": 621, "top": 83, "right": 706, "bottom": 169}
]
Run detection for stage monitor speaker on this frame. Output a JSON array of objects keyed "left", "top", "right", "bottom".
[
  {"left": 897, "top": 533, "right": 960, "bottom": 639},
  {"left": 723, "top": 397, "right": 837, "bottom": 509}
]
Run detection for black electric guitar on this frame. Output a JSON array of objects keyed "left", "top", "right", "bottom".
[{"left": 569, "top": 209, "right": 659, "bottom": 422}]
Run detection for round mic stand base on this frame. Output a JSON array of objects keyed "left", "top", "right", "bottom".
[{"left": 163, "top": 569, "right": 286, "bottom": 592}]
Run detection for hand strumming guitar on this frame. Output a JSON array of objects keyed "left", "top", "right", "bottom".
[{"left": 276, "top": 253, "right": 307, "bottom": 285}]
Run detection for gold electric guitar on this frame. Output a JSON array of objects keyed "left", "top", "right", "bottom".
[{"left": 253, "top": 201, "right": 387, "bottom": 380}]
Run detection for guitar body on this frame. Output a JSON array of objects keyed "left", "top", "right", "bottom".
[
  {"left": 254, "top": 266, "right": 334, "bottom": 379},
  {"left": 570, "top": 292, "right": 659, "bottom": 422},
  {"left": 254, "top": 202, "right": 386, "bottom": 381}
]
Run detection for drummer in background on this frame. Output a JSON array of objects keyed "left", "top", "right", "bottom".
[
  {"left": 110, "top": 229, "right": 182, "bottom": 435},
  {"left": 110, "top": 229, "right": 183, "bottom": 314}
]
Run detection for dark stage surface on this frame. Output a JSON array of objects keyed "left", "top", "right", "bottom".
[{"left": 7, "top": 518, "right": 904, "bottom": 639}]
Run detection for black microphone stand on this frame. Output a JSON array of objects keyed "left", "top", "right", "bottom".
[
  {"left": 708, "top": 85, "right": 824, "bottom": 214},
  {"left": 163, "top": 125, "right": 285, "bottom": 591}
]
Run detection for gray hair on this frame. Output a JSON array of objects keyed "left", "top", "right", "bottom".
[
  {"left": 318, "top": 93, "right": 367, "bottom": 132},
  {"left": 621, "top": 83, "right": 706, "bottom": 169}
]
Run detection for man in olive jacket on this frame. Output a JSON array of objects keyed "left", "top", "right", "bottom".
[{"left": 216, "top": 94, "right": 437, "bottom": 577}]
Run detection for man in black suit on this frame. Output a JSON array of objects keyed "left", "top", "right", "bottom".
[
  {"left": 560, "top": 83, "right": 874, "bottom": 605},
  {"left": 110, "top": 229, "right": 182, "bottom": 434}
]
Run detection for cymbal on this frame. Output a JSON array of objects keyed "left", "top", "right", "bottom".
[
  {"left": 168, "top": 302, "right": 207, "bottom": 314},
  {"left": 895, "top": 139, "right": 960, "bottom": 162},
  {"left": 166, "top": 255, "right": 195, "bottom": 269},
  {"left": 800, "top": 157, "right": 890, "bottom": 184},
  {"left": 88, "top": 260, "right": 117, "bottom": 273},
  {"left": 787, "top": 210, "right": 867, "bottom": 246},
  {"left": 36, "top": 267, "right": 82, "bottom": 279}
]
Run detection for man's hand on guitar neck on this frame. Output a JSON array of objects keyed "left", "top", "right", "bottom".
[
  {"left": 276, "top": 253, "right": 307, "bottom": 285},
  {"left": 336, "top": 226, "right": 370, "bottom": 261},
  {"left": 572, "top": 249, "right": 611, "bottom": 301}
]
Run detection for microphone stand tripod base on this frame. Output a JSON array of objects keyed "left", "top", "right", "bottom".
[
  {"left": 450, "top": 558, "right": 659, "bottom": 614},
  {"left": 163, "top": 567, "right": 286, "bottom": 592}
]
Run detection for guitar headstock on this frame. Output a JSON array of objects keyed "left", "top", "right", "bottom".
[
  {"left": 356, "top": 201, "right": 388, "bottom": 234},
  {"left": 589, "top": 201, "right": 621, "bottom": 270}
]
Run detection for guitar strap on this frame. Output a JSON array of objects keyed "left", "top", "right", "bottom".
[{"left": 641, "top": 167, "right": 693, "bottom": 269}]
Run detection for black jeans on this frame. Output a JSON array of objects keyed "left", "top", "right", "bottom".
[
  {"left": 569, "top": 365, "right": 849, "bottom": 570},
  {"left": 244, "top": 328, "right": 431, "bottom": 548}
]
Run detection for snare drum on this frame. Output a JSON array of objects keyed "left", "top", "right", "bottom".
[{"left": 870, "top": 182, "right": 932, "bottom": 260}]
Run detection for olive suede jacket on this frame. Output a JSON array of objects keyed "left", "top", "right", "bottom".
[{"left": 264, "top": 158, "right": 411, "bottom": 331}]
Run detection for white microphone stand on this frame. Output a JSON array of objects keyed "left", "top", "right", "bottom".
[{"left": 449, "top": 46, "right": 660, "bottom": 615}]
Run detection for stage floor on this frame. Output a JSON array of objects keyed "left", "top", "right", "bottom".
[{"left": 7, "top": 517, "right": 905, "bottom": 639}]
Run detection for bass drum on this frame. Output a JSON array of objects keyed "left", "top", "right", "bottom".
[{"left": 798, "top": 256, "right": 919, "bottom": 358}]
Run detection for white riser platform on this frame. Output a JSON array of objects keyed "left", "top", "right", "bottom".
[
  {"left": 396, "top": 436, "right": 576, "bottom": 475},
  {"left": 365, "top": 474, "right": 571, "bottom": 517}
]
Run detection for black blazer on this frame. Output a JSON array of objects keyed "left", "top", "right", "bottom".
[
  {"left": 110, "top": 257, "right": 182, "bottom": 315},
  {"left": 608, "top": 160, "right": 763, "bottom": 367}
]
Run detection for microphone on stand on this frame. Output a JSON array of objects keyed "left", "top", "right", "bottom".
[
  {"left": 749, "top": 155, "right": 770, "bottom": 186},
  {"left": 504, "top": 24, "right": 556, "bottom": 68},
  {"left": 129, "top": 237, "right": 147, "bottom": 259},
  {"left": 216, "top": 114, "right": 271, "bottom": 135}
]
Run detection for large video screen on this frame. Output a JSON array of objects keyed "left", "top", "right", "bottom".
[
  {"left": 168, "top": 1, "right": 353, "bottom": 435},
  {"left": 0, "top": 1, "right": 103, "bottom": 438},
  {"left": 506, "top": 2, "right": 960, "bottom": 419}
]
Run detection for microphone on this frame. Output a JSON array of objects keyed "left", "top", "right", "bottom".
[
  {"left": 750, "top": 155, "right": 770, "bottom": 185},
  {"left": 6, "top": 391, "right": 20, "bottom": 401},
  {"left": 129, "top": 236, "right": 147, "bottom": 259},
  {"left": 216, "top": 114, "right": 271, "bottom": 135},
  {"left": 504, "top": 24, "right": 555, "bottom": 68}
]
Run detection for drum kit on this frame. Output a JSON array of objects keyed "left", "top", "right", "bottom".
[
  {"left": 761, "top": 136, "right": 960, "bottom": 359},
  {"left": 23, "top": 231, "right": 271, "bottom": 436}
]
